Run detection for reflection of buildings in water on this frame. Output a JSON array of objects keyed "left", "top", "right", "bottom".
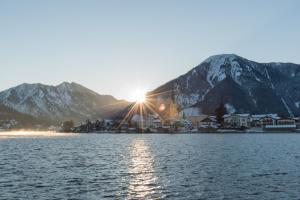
[{"left": 126, "top": 139, "right": 158, "bottom": 199}]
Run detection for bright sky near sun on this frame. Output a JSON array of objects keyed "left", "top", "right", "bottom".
[{"left": 1, "top": 0, "right": 300, "bottom": 100}]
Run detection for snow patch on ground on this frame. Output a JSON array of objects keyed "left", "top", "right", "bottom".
[
  {"left": 245, "top": 65, "right": 252, "bottom": 71},
  {"left": 230, "top": 61, "right": 242, "bottom": 85},
  {"left": 248, "top": 89, "right": 257, "bottom": 105},
  {"left": 186, "top": 76, "right": 190, "bottom": 89},
  {"left": 203, "top": 55, "right": 233, "bottom": 87},
  {"left": 192, "top": 69, "right": 198, "bottom": 76},
  {"left": 203, "top": 54, "right": 243, "bottom": 87},
  {"left": 175, "top": 93, "right": 199, "bottom": 108},
  {"left": 199, "top": 89, "right": 210, "bottom": 101},
  {"left": 281, "top": 98, "right": 293, "bottom": 116},
  {"left": 254, "top": 74, "right": 261, "bottom": 82},
  {"left": 225, "top": 103, "right": 236, "bottom": 114},
  {"left": 265, "top": 68, "right": 275, "bottom": 89},
  {"left": 179, "top": 107, "right": 201, "bottom": 117}
]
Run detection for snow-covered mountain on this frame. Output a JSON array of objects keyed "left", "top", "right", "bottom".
[
  {"left": 0, "top": 82, "right": 129, "bottom": 123},
  {"left": 148, "top": 54, "right": 300, "bottom": 117}
]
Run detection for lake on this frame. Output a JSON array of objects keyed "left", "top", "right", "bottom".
[{"left": 1, "top": 132, "right": 300, "bottom": 199}]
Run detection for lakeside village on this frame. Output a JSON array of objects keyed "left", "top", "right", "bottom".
[
  {"left": 63, "top": 113, "right": 300, "bottom": 133},
  {"left": 62, "top": 104, "right": 300, "bottom": 133},
  {"left": 1, "top": 101, "right": 300, "bottom": 133}
]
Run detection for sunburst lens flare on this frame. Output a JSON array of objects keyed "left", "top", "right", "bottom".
[{"left": 131, "top": 89, "right": 147, "bottom": 103}]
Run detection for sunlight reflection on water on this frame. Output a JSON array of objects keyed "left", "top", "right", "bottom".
[
  {"left": 126, "top": 139, "right": 161, "bottom": 199},
  {"left": 0, "top": 131, "right": 76, "bottom": 139}
]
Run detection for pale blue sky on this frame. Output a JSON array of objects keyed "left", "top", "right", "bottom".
[{"left": 1, "top": 0, "right": 300, "bottom": 100}]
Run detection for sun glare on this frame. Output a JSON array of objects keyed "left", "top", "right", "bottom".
[{"left": 131, "top": 89, "right": 147, "bottom": 103}]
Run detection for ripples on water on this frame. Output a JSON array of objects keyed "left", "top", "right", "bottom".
[{"left": 1, "top": 133, "right": 300, "bottom": 199}]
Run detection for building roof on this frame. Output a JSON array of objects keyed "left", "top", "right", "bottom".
[
  {"left": 223, "top": 113, "right": 250, "bottom": 118},
  {"left": 200, "top": 117, "right": 216, "bottom": 122},
  {"left": 259, "top": 115, "right": 279, "bottom": 120},
  {"left": 251, "top": 114, "right": 267, "bottom": 119},
  {"left": 237, "top": 114, "right": 250, "bottom": 117},
  {"left": 252, "top": 114, "right": 279, "bottom": 119},
  {"left": 223, "top": 114, "right": 231, "bottom": 118}
]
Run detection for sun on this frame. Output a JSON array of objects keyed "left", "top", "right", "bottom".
[{"left": 131, "top": 88, "right": 147, "bottom": 103}]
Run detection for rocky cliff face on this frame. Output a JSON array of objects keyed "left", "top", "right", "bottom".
[{"left": 149, "top": 54, "right": 300, "bottom": 117}]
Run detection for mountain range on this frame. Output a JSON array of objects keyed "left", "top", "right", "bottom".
[{"left": 1, "top": 54, "right": 300, "bottom": 128}]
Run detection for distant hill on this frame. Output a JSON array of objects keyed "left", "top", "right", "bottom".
[
  {"left": 0, "top": 82, "right": 129, "bottom": 124},
  {"left": 148, "top": 54, "right": 300, "bottom": 117}
]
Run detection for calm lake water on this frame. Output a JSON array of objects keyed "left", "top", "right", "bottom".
[{"left": 1, "top": 132, "right": 300, "bottom": 200}]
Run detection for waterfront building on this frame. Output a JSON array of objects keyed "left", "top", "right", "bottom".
[
  {"left": 224, "top": 114, "right": 251, "bottom": 128},
  {"left": 277, "top": 118, "right": 296, "bottom": 125},
  {"left": 119, "top": 122, "right": 129, "bottom": 132},
  {"left": 130, "top": 114, "right": 163, "bottom": 130},
  {"left": 294, "top": 117, "right": 300, "bottom": 128},
  {"left": 198, "top": 116, "right": 217, "bottom": 128},
  {"left": 250, "top": 114, "right": 279, "bottom": 127},
  {"left": 259, "top": 115, "right": 278, "bottom": 127},
  {"left": 144, "top": 114, "right": 162, "bottom": 128},
  {"left": 263, "top": 124, "right": 296, "bottom": 132},
  {"left": 186, "top": 115, "right": 209, "bottom": 127}
]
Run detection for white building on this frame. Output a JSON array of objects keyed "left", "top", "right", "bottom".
[
  {"left": 224, "top": 114, "right": 251, "bottom": 128},
  {"left": 131, "top": 114, "right": 162, "bottom": 129}
]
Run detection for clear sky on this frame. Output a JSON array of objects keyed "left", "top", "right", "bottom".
[{"left": 1, "top": 0, "right": 300, "bottom": 101}]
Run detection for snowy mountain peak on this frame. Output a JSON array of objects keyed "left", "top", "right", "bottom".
[
  {"left": 57, "top": 81, "right": 71, "bottom": 87},
  {"left": 202, "top": 54, "right": 240, "bottom": 64},
  {"left": 198, "top": 54, "right": 244, "bottom": 87},
  {"left": 57, "top": 82, "right": 81, "bottom": 89}
]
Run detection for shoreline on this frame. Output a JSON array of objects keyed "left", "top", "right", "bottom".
[{"left": 1, "top": 130, "right": 300, "bottom": 135}]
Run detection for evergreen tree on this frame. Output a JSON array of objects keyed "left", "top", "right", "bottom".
[
  {"left": 182, "top": 111, "right": 186, "bottom": 119},
  {"left": 215, "top": 102, "right": 227, "bottom": 124},
  {"left": 62, "top": 120, "right": 74, "bottom": 132}
]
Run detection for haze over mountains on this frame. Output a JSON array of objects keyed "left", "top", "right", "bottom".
[
  {"left": 0, "top": 82, "right": 129, "bottom": 125},
  {"left": 1, "top": 54, "right": 300, "bottom": 128}
]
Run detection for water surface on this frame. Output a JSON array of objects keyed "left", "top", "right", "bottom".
[{"left": 1, "top": 132, "right": 300, "bottom": 199}]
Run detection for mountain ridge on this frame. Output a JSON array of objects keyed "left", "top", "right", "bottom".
[
  {"left": 1, "top": 54, "right": 300, "bottom": 126},
  {"left": 0, "top": 82, "right": 129, "bottom": 124},
  {"left": 148, "top": 54, "right": 300, "bottom": 117}
]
